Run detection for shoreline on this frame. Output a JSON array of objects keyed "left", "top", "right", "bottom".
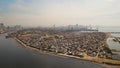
[{"left": 14, "top": 37, "right": 120, "bottom": 66}]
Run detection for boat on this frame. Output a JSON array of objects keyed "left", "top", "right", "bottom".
[
  {"left": 112, "top": 38, "right": 117, "bottom": 42},
  {"left": 5, "top": 33, "right": 11, "bottom": 38}
]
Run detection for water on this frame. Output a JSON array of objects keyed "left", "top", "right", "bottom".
[
  {"left": 111, "top": 34, "right": 120, "bottom": 37},
  {"left": 0, "top": 34, "right": 105, "bottom": 68},
  {"left": 107, "top": 38, "right": 120, "bottom": 51},
  {"left": 107, "top": 33, "right": 120, "bottom": 51},
  {"left": 99, "top": 26, "right": 120, "bottom": 51},
  {"left": 99, "top": 26, "right": 120, "bottom": 32}
]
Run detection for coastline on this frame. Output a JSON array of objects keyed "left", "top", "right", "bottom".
[
  {"left": 14, "top": 37, "right": 120, "bottom": 66},
  {"left": 105, "top": 32, "right": 113, "bottom": 47}
]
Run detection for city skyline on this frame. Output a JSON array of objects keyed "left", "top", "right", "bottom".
[{"left": 0, "top": 0, "right": 120, "bottom": 27}]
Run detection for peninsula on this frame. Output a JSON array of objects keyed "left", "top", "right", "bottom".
[{"left": 7, "top": 29, "right": 120, "bottom": 66}]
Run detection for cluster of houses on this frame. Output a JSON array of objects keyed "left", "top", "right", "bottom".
[{"left": 11, "top": 30, "right": 112, "bottom": 59}]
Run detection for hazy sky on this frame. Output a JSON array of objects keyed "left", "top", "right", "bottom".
[{"left": 0, "top": 0, "right": 120, "bottom": 27}]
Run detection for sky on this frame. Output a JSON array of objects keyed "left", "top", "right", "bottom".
[{"left": 0, "top": 0, "right": 120, "bottom": 27}]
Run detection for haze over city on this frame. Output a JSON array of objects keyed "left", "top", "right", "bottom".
[
  {"left": 0, "top": 0, "right": 120, "bottom": 68},
  {"left": 0, "top": 0, "right": 120, "bottom": 27}
]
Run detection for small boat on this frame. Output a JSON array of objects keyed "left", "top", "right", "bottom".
[
  {"left": 119, "top": 41, "right": 120, "bottom": 43},
  {"left": 5, "top": 35, "right": 11, "bottom": 38},
  {"left": 113, "top": 38, "right": 117, "bottom": 42},
  {"left": 5, "top": 33, "right": 11, "bottom": 38}
]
